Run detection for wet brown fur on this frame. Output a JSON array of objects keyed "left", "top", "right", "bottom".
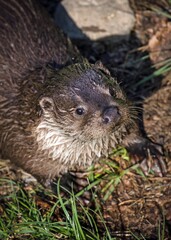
[{"left": 0, "top": 0, "right": 148, "bottom": 183}]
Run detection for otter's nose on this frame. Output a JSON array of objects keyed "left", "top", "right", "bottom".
[{"left": 102, "top": 106, "right": 120, "bottom": 124}]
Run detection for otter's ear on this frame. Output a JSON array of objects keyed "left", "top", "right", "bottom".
[
  {"left": 94, "top": 61, "right": 111, "bottom": 75},
  {"left": 39, "top": 97, "right": 54, "bottom": 112}
]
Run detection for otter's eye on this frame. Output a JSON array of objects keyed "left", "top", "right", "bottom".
[{"left": 75, "top": 107, "right": 85, "bottom": 115}]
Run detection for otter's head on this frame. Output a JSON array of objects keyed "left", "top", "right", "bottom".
[{"left": 36, "top": 62, "right": 134, "bottom": 167}]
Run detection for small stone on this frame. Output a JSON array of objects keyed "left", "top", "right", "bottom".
[{"left": 55, "top": 0, "right": 135, "bottom": 42}]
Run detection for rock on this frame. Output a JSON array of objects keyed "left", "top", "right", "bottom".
[{"left": 55, "top": 0, "right": 135, "bottom": 42}]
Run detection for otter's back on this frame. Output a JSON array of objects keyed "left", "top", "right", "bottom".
[{"left": 0, "top": 0, "right": 75, "bottom": 85}]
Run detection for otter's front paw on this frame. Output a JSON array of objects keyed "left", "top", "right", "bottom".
[
  {"left": 127, "top": 139, "right": 167, "bottom": 177},
  {"left": 59, "top": 171, "right": 92, "bottom": 206}
]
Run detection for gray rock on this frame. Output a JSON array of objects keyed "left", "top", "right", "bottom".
[{"left": 55, "top": 0, "right": 135, "bottom": 42}]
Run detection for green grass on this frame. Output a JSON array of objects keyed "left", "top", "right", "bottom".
[
  {"left": 0, "top": 178, "right": 116, "bottom": 240},
  {"left": 0, "top": 147, "right": 167, "bottom": 240},
  {"left": 1, "top": 147, "right": 130, "bottom": 240},
  {"left": 135, "top": 57, "right": 171, "bottom": 86},
  {"left": 0, "top": 179, "right": 167, "bottom": 240}
]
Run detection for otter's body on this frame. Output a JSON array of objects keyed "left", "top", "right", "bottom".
[{"left": 0, "top": 0, "right": 165, "bottom": 183}]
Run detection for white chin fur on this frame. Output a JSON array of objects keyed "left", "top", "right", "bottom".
[{"left": 35, "top": 117, "right": 126, "bottom": 168}]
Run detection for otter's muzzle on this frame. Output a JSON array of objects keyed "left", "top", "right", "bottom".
[{"left": 102, "top": 106, "right": 120, "bottom": 124}]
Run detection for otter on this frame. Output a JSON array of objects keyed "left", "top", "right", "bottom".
[{"left": 0, "top": 0, "right": 166, "bottom": 186}]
